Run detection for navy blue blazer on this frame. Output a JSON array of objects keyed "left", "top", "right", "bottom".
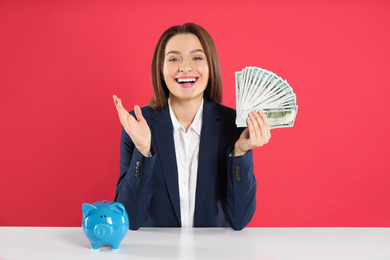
[{"left": 114, "top": 98, "right": 257, "bottom": 230}]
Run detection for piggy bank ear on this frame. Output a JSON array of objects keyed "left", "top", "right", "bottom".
[
  {"left": 110, "top": 203, "right": 126, "bottom": 216},
  {"left": 82, "top": 203, "right": 97, "bottom": 219}
]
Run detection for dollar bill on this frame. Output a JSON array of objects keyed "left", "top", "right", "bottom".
[
  {"left": 235, "top": 66, "right": 298, "bottom": 129},
  {"left": 236, "top": 106, "right": 298, "bottom": 128}
]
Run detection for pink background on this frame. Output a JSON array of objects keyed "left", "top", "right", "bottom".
[{"left": 1, "top": 0, "right": 390, "bottom": 227}]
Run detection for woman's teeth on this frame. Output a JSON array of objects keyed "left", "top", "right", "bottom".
[{"left": 177, "top": 78, "right": 197, "bottom": 83}]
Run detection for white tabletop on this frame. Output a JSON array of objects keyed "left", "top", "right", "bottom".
[{"left": 0, "top": 227, "right": 389, "bottom": 260}]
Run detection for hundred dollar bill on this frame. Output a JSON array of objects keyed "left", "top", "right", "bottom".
[
  {"left": 235, "top": 66, "right": 298, "bottom": 129},
  {"left": 236, "top": 106, "right": 298, "bottom": 129}
]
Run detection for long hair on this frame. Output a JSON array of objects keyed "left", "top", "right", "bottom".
[{"left": 148, "top": 23, "right": 222, "bottom": 109}]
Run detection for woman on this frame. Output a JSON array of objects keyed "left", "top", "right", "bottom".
[{"left": 113, "top": 23, "right": 271, "bottom": 230}]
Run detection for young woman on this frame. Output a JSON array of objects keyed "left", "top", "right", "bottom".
[{"left": 113, "top": 23, "right": 271, "bottom": 230}]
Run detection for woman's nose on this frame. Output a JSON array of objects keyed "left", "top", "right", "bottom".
[
  {"left": 179, "top": 67, "right": 192, "bottom": 72},
  {"left": 178, "top": 58, "right": 193, "bottom": 73}
]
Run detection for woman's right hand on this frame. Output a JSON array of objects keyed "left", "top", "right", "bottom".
[{"left": 113, "top": 95, "right": 151, "bottom": 157}]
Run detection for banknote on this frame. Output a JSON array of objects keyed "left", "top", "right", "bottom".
[
  {"left": 236, "top": 107, "right": 298, "bottom": 128},
  {"left": 235, "top": 67, "right": 298, "bottom": 129}
]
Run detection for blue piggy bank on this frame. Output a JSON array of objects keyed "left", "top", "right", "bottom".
[{"left": 82, "top": 200, "right": 129, "bottom": 251}]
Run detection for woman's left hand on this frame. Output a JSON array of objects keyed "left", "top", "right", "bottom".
[{"left": 234, "top": 110, "right": 271, "bottom": 157}]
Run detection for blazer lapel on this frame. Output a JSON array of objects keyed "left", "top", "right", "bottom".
[
  {"left": 194, "top": 99, "right": 222, "bottom": 223},
  {"left": 150, "top": 105, "right": 181, "bottom": 225}
]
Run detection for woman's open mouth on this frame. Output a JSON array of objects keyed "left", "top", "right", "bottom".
[{"left": 175, "top": 77, "right": 199, "bottom": 88}]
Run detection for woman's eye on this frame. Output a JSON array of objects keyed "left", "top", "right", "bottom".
[
  {"left": 168, "top": 57, "right": 179, "bottom": 62},
  {"left": 193, "top": 56, "right": 203, "bottom": 60}
]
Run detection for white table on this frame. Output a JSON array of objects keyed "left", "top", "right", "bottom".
[{"left": 0, "top": 227, "right": 389, "bottom": 260}]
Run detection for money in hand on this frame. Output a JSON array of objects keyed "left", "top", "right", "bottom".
[{"left": 235, "top": 66, "right": 298, "bottom": 129}]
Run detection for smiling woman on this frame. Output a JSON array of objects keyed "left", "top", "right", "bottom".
[
  {"left": 149, "top": 23, "right": 223, "bottom": 110},
  {"left": 163, "top": 33, "right": 209, "bottom": 122},
  {"left": 112, "top": 23, "right": 271, "bottom": 230},
  {"left": 165, "top": 45, "right": 207, "bottom": 90}
]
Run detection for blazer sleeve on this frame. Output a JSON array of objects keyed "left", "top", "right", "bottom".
[
  {"left": 224, "top": 146, "right": 257, "bottom": 230},
  {"left": 114, "top": 127, "right": 157, "bottom": 230}
]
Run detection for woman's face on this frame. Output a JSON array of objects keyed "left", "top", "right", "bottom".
[{"left": 163, "top": 33, "right": 209, "bottom": 104}]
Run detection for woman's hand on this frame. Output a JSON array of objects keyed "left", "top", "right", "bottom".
[
  {"left": 234, "top": 110, "right": 271, "bottom": 157},
  {"left": 113, "top": 95, "right": 151, "bottom": 157}
]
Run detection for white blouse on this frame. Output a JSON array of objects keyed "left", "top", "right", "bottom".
[{"left": 168, "top": 99, "right": 204, "bottom": 228}]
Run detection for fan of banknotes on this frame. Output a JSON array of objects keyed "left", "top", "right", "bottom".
[{"left": 235, "top": 66, "right": 298, "bottom": 129}]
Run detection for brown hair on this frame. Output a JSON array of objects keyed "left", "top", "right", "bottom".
[{"left": 148, "top": 23, "right": 222, "bottom": 109}]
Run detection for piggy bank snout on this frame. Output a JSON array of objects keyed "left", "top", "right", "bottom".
[
  {"left": 94, "top": 224, "right": 113, "bottom": 240},
  {"left": 82, "top": 201, "right": 129, "bottom": 250}
]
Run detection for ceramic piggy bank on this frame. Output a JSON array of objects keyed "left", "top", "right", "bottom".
[{"left": 82, "top": 200, "right": 129, "bottom": 251}]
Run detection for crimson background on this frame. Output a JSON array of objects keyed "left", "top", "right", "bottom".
[{"left": 1, "top": 0, "right": 390, "bottom": 227}]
